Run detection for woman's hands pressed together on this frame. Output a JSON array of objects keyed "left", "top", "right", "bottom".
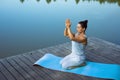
[
  {"left": 64, "top": 19, "right": 75, "bottom": 40},
  {"left": 65, "top": 19, "right": 71, "bottom": 28}
]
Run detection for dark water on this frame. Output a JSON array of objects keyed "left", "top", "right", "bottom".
[{"left": 0, "top": 0, "right": 120, "bottom": 58}]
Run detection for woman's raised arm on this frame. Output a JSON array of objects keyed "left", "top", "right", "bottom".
[
  {"left": 65, "top": 19, "right": 75, "bottom": 39},
  {"left": 64, "top": 27, "right": 68, "bottom": 37}
]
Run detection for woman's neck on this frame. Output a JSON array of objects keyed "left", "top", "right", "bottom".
[{"left": 77, "top": 32, "right": 85, "bottom": 35}]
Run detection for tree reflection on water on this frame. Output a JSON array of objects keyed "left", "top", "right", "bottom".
[{"left": 19, "top": 0, "right": 120, "bottom": 6}]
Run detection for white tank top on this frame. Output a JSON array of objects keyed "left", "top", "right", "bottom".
[
  {"left": 71, "top": 32, "right": 87, "bottom": 55},
  {"left": 71, "top": 41, "right": 86, "bottom": 55}
]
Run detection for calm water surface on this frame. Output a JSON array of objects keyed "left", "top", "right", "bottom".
[{"left": 0, "top": 0, "right": 120, "bottom": 58}]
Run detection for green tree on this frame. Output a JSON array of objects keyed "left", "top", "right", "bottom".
[
  {"left": 46, "top": 0, "right": 52, "bottom": 4},
  {"left": 36, "top": 0, "right": 40, "bottom": 2},
  {"left": 20, "top": 0, "right": 24, "bottom": 3},
  {"left": 53, "top": 0, "right": 56, "bottom": 2},
  {"left": 75, "top": 0, "right": 80, "bottom": 4},
  {"left": 99, "top": 0, "right": 105, "bottom": 4},
  {"left": 65, "top": 0, "right": 67, "bottom": 2}
]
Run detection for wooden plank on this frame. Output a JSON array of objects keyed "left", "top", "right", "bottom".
[
  {"left": 89, "top": 37, "right": 120, "bottom": 49},
  {"left": 11, "top": 55, "right": 40, "bottom": 80},
  {"left": 86, "top": 38, "right": 120, "bottom": 64},
  {"left": 6, "top": 56, "right": 34, "bottom": 80},
  {"left": 23, "top": 53, "right": 62, "bottom": 80},
  {"left": 0, "top": 58, "right": 24, "bottom": 80},
  {"left": 0, "top": 71, "right": 7, "bottom": 80},
  {"left": 0, "top": 60, "right": 16, "bottom": 80},
  {"left": 21, "top": 52, "right": 54, "bottom": 80},
  {"left": 88, "top": 37, "right": 120, "bottom": 57},
  {"left": 17, "top": 55, "right": 45, "bottom": 80}
]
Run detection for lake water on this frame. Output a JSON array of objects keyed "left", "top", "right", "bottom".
[{"left": 0, "top": 0, "right": 120, "bottom": 58}]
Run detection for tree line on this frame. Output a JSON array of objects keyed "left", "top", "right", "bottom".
[{"left": 20, "top": 0, "right": 120, "bottom": 6}]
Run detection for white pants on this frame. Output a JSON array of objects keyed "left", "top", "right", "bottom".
[{"left": 60, "top": 53, "right": 85, "bottom": 69}]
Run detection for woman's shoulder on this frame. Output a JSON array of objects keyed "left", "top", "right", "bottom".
[
  {"left": 80, "top": 34, "right": 87, "bottom": 40},
  {"left": 84, "top": 35, "right": 87, "bottom": 39}
]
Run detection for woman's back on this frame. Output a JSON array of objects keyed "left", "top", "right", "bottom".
[
  {"left": 71, "top": 32, "right": 87, "bottom": 55},
  {"left": 71, "top": 41, "right": 85, "bottom": 55}
]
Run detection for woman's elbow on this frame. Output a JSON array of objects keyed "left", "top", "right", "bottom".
[
  {"left": 64, "top": 33, "right": 68, "bottom": 36},
  {"left": 69, "top": 36, "right": 74, "bottom": 40}
]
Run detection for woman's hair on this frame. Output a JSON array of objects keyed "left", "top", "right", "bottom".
[{"left": 78, "top": 20, "right": 88, "bottom": 31}]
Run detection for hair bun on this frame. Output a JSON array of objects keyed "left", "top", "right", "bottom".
[{"left": 84, "top": 20, "right": 88, "bottom": 24}]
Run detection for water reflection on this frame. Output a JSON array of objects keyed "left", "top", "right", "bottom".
[
  {"left": 1, "top": 0, "right": 120, "bottom": 58},
  {"left": 75, "top": 0, "right": 80, "bottom": 4},
  {"left": 36, "top": 0, "right": 40, "bottom": 2},
  {"left": 46, "top": 0, "right": 52, "bottom": 4},
  {"left": 20, "top": 0, "right": 120, "bottom": 6},
  {"left": 20, "top": 0, "right": 24, "bottom": 3}
]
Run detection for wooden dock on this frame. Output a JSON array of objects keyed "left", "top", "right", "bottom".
[{"left": 0, "top": 37, "right": 120, "bottom": 80}]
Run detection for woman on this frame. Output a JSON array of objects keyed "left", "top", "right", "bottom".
[{"left": 60, "top": 19, "right": 88, "bottom": 69}]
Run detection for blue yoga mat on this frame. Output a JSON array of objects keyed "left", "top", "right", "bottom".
[{"left": 34, "top": 53, "right": 120, "bottom": 80}]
